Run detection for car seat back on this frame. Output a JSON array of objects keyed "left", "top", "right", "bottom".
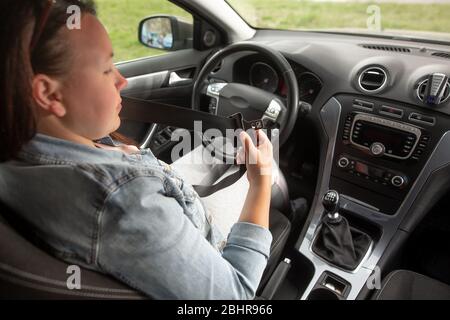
[{"left": 0, "top": 201, "right": 145, "bottom": 299}]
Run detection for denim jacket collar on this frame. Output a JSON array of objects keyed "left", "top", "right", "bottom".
[{"left": 18, "top": 133, "right": 146, "bottom": 165}]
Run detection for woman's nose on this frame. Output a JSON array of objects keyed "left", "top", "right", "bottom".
[{"left": 116, "top": 69, "right": 128, "bottom": 91}]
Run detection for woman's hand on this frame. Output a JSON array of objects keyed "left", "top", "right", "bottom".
[
  {"left": 237, "top": 129, "right": 273, "bottom": 187},
  {"left": 237, "top": 129, "right": 273, "bottom": 228}
]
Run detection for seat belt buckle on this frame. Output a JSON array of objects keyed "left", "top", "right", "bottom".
[
  {"left": 228, "top": 112, "right": 266, "bottom": 131},
  {"left": 248, "top": 119, "right": 264, "bottom": 130}
]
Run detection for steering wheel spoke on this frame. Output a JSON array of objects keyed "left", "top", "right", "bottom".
[{"left": 205, "top": 82, "right": 228, "bottom": 115}]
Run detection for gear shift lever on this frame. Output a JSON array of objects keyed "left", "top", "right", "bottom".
[
  {"left": 322, "top": 190, "right": 341, "bottom": 222},
  {"left": 312, "top": 190, "right": 371, "bottom": 270}
]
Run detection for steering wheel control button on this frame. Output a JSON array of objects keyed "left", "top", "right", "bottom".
[
  {"left": 392, "top": 176, "right": 406, "bottom": 188},
  {"left": 262, "top": 99, "right": 282, "bottom": 122},
  {"left": 338, "top": 157, "right": 350, "bottom": 168},
  {"left": 206, "top": 83, "right": 228, "bottom": 97},
  {"left": 370, "top": 142, "right": 385, "bottom": 156},
  {"left": 208, "top": 98, "right": 218, "bottom": 114}
]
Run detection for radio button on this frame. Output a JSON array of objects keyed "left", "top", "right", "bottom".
[{"left": 419, "top": 143, "right": 427, "bottom": 148}]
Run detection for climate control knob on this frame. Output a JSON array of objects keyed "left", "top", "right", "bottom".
[
  {"left": 338, "top": 157, "right": 350, "bottom": 168},
  {"left": 370, "top": 142, "right": 385, "bottom": 157},
  {"left": 391, "top": 175, "right": 406, "bottom": 188}
]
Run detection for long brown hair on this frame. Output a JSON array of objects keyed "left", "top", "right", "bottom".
[{"left": 0, "top": 0, "right": 97, "bottom": 162}]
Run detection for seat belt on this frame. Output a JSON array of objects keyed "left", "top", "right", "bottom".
[
  {"left": 120, "top": 96, "right": 265, "bottom": 197},
  {"left": 120, "top": 96, "right": 265, "bottom": 133}
]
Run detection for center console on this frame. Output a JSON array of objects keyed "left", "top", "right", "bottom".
[
  {"left": 266, "top": 94, "right": 450, "bottom": 300},
  {"left": 330, "top": 95, "right": 440, "bottom": 215}
]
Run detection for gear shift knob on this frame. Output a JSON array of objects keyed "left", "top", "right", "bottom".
[{"left": 322, "top": 190, "right": 341, "bottom": 222}]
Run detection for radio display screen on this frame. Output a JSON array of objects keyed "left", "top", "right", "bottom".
[
  {"left": 361, "top": 123, "right": 404, "bottom": 147},
  {"left": 352, "top": 120, "right": 415, "bottom": 157}
]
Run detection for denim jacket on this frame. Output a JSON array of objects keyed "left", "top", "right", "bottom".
[{"left": 0, "top": 134, "right": 272, "bottom": 299}]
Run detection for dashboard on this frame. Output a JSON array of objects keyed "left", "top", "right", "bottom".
[{"left": 207, "top": 30, "right": 450, "bottom": 216}]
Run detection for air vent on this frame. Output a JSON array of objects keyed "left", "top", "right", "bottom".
[
  {"left": 416, "top": 79, "right": 450, "bottom": 103},
  {"left": 358, "top": 67, "right": 388, "bottom": 93},
  {"left": 360, "top": 44, "right": 411, "bottom": 53},
  {"left": 211, "top": 60, "right": 222, "bottom": 73},
  {"left": 432, "top": 51, "right": 450, "bottom": 59}
]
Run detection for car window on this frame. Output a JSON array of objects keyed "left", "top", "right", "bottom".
[{"left": 96, "top": 0, "right": 193, "bottom": 63}]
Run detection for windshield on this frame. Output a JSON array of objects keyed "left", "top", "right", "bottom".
[{"left": 226, "top": 0, "right": 450, "bottom": 44}]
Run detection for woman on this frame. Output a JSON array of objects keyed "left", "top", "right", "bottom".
[{"left": 0, "top": 0, "right": 273, "bottom": 299}]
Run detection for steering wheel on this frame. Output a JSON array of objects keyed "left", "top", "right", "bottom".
[{"left": 191, "top": 42, "right": 299, "bottom": 163}]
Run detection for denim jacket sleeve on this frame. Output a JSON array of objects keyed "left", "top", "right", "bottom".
[{"left": 97, "top": 175, "right": 273, "bottom": 300}]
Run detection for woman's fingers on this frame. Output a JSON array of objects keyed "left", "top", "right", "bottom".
[
  {"left": 239, "top": 131, "right": 257, "bottom": 164},
  {"left": 237, "top": 129, "right": 274, "bottom": 182},
  {"left": 238, "top": 130, "right": 273, "bottom": 164},
  {"left": 256, "top": 129, "right": 270, "bottom": 145}
]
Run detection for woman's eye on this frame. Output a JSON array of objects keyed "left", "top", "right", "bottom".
[{"left": 104, "top": 68, "right": 113, "bottom": 74}]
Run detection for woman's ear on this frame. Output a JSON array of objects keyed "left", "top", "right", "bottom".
[{"left": 32, "top": 74, "right": 66, "bottom": 117}]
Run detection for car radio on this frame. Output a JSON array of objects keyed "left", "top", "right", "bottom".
[{"left": 347, "top": 113, "right": 422, "bottom": 160}]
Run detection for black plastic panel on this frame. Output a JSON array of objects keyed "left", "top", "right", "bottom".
[{"left": 330, "top": 94, "right": 450, "bottom": 215}]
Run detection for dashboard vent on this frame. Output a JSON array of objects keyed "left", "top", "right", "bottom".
[
  {"left": 432, "top": 51, "right": 450, "bottom": 59},
  {"left": 358, "top": 67, "right": 388, "bottom": 93},
  {"left": 416, "top": 78, "right": 450, "bottom": 103},
  {"left": 211, "top": 60, "right": 222, "bottom": 73},
  {"left": 360, "top": 44, "right": 411, "bottom": 53}
]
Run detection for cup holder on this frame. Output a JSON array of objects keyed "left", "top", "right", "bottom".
[{"left": 307, "top": 288, "right": 340, "bottom": 300}]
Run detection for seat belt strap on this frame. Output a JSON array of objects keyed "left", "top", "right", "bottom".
[
  {"left": 120, "top": 96, "right": 265, "bottom": 134},
  {"left": 193, "top": 165, "right": 246, "bottom": 198}
]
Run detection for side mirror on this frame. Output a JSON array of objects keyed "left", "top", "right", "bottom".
[{"left": 138, "top": 15, "right": 193, "bottom": 51}]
